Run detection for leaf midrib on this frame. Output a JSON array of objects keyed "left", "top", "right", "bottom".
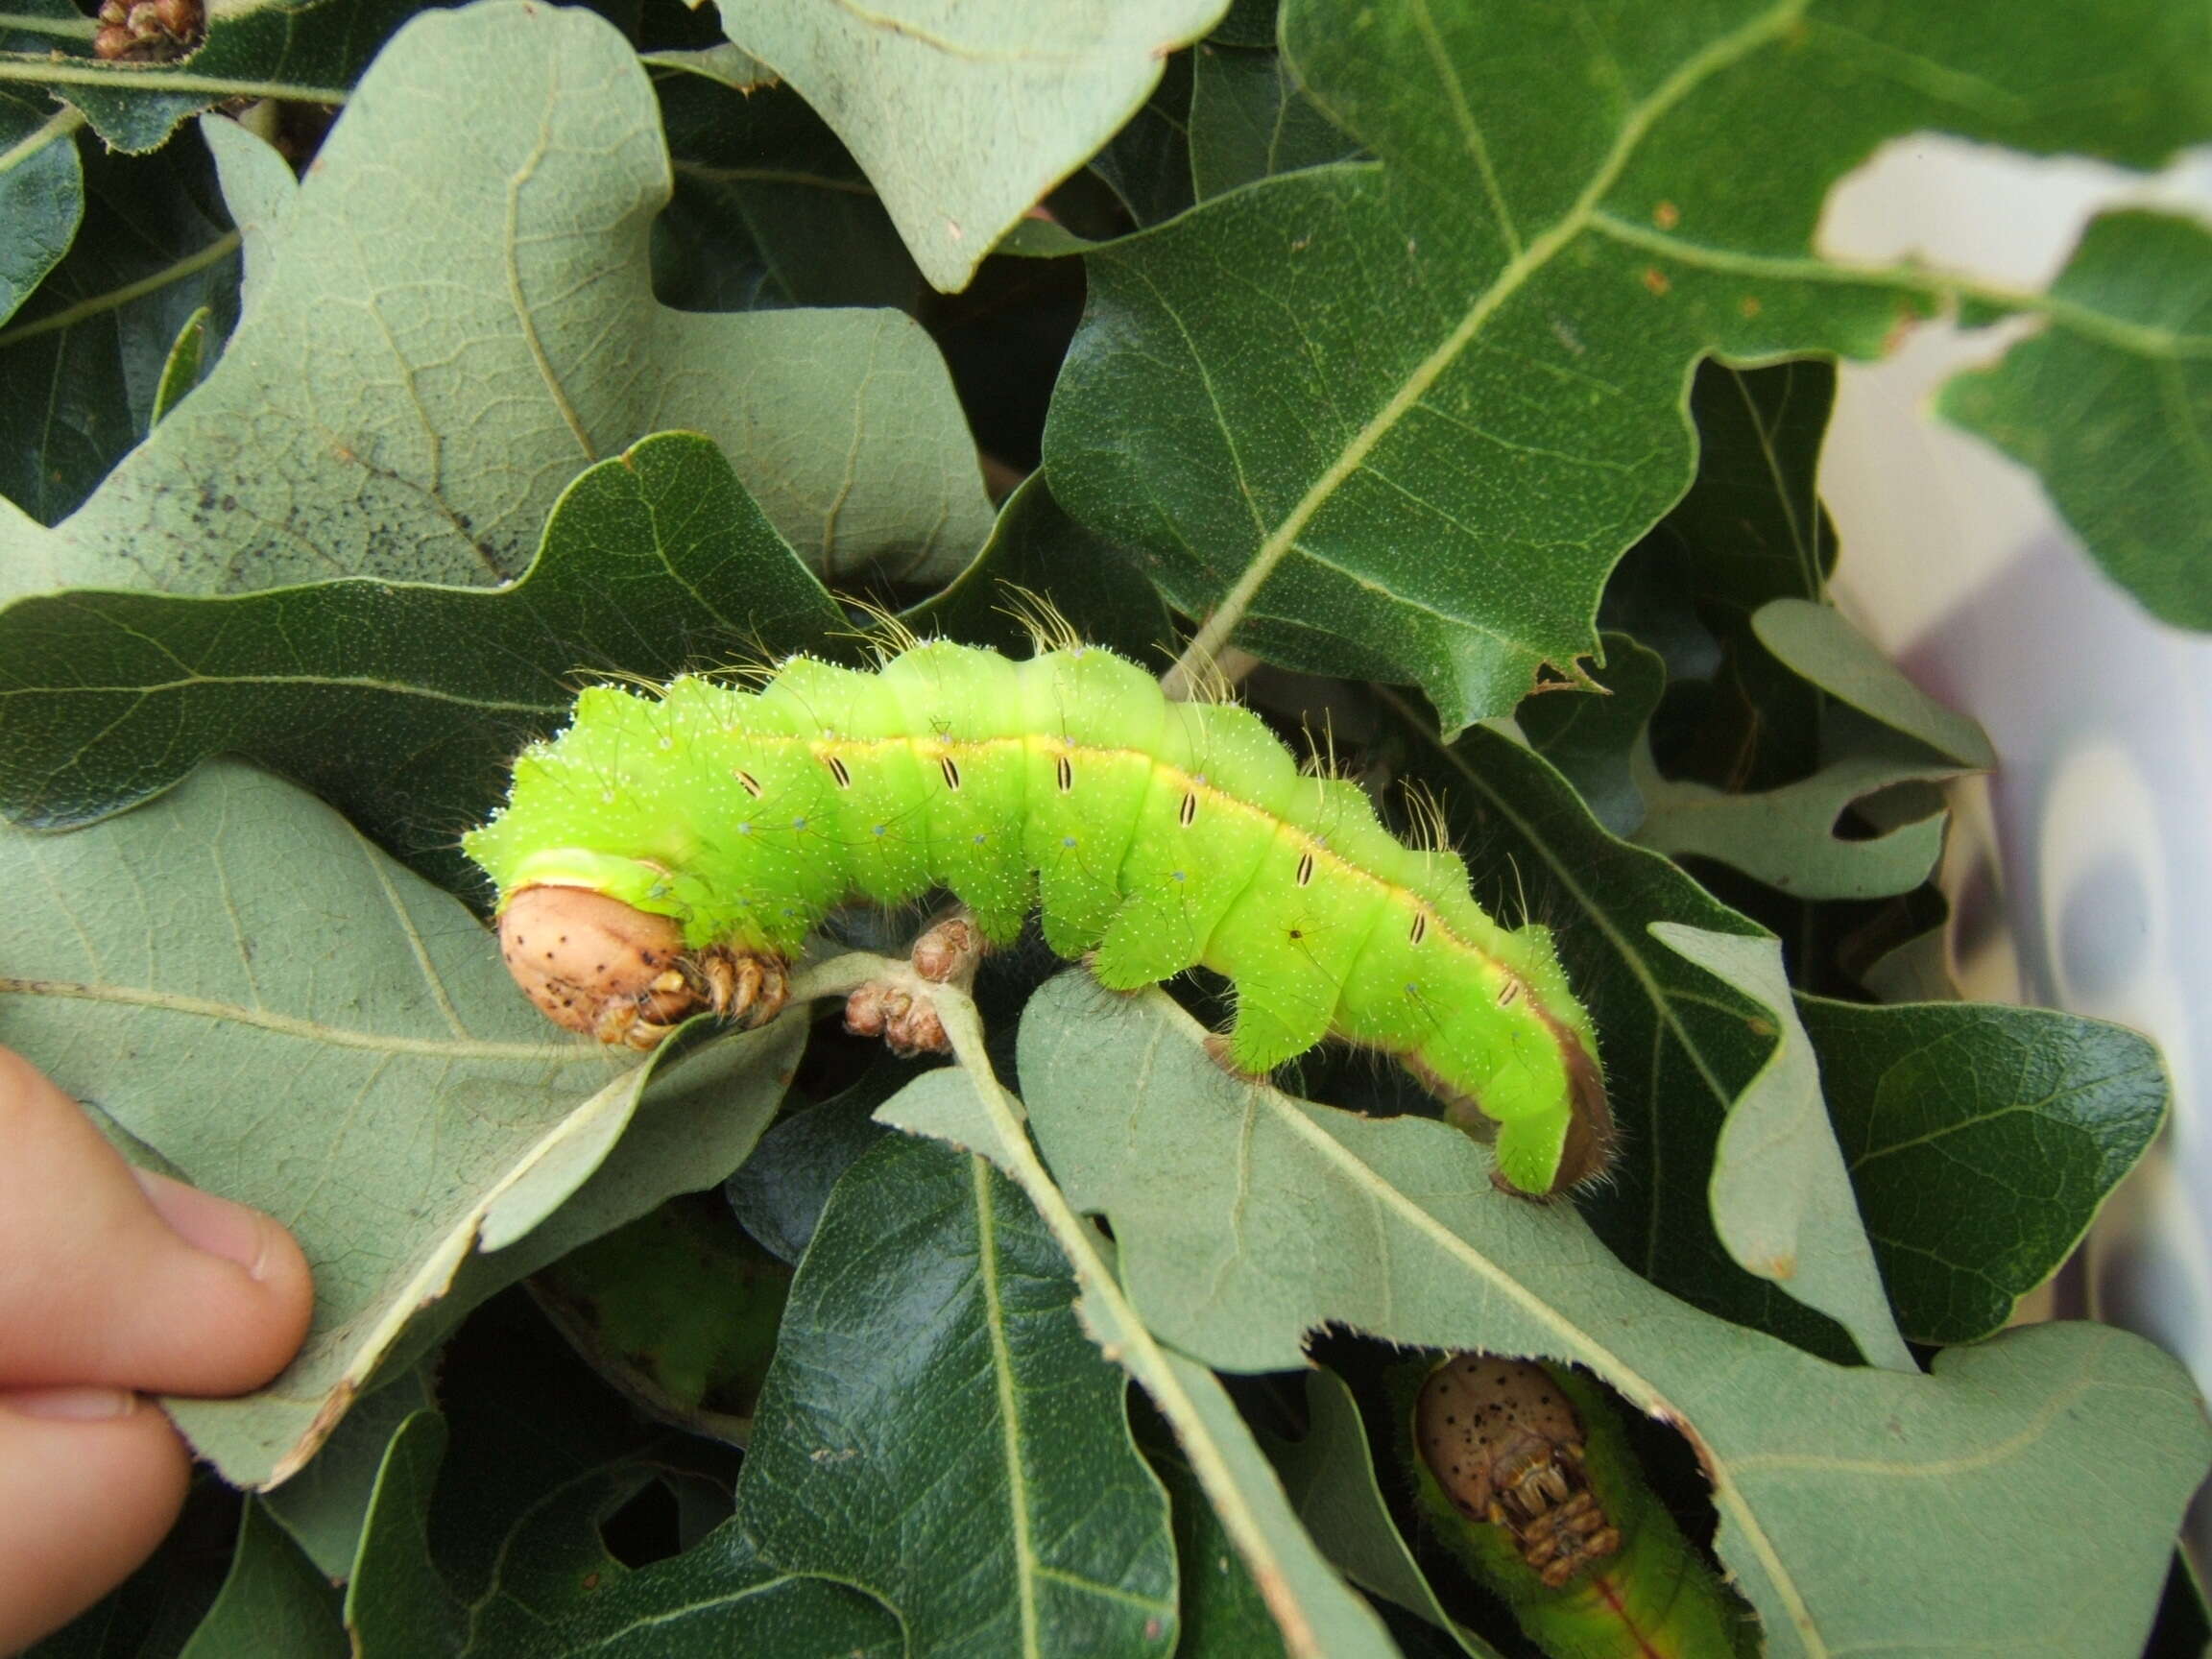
[
  {"left": 0, "top": 976, "right": 597, "bottom": 1061},
  {"left": 1259, "top": 1086, "right": 1825, "bottom": 1653},
  {"left": 1177, "top": 0, "right": 1817, "bottom": 670},
  {"left": 974, "top": 1153, "right": 1043, "bottom": 1657}
]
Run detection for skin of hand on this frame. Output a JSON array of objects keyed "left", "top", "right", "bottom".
[{"left": 0, "top": 1046, "right": 315, "bottom": 1654}]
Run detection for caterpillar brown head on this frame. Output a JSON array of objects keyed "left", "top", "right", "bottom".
[
  {"left": 1415, "top": 1354, "right": 1623, "bottom": 1590},
  {"left": 495, "top": 886, "right": 786, "bottom": 1049}
]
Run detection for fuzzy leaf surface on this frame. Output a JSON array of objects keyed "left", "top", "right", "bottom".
[
  {"left": 1751, "top": 600, "right": 1993, "bottom": 770},
  {"left": 1631, "top": 725, "right": 1958, "bottom": 900},
  {"left": 1044, "top": 0, "right": 2212, "bottom": 727},
  {"left": 1648, "top": 925, "right": 1911, "bottom": 1368},
  {"left": 0, "top": 432, "right": 845, "bottom": 880},
  {"left": 1405, "top": 719, "right": 1852, "bottom": 1357},
  {"left": 711, "top": 0, "right": 1229, "bottom": 291},
  {"left": 0, "top": 2, "right": 991, "bottom": 603},
  {"left": 1016, "top": 974, "right": 2211, "bottom": 1659},
  {"left": 0, "top": 760, "right": 802, "bottom": 1486}
]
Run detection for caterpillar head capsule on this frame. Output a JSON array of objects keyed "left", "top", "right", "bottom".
[
  {"left": 1416, "top": 1354, "right": 1623, "bottom": 1589},
  {"left": 496, "top": 886, "right": 703, "bottom": 1048},
  {"left": 495, "top": 887, "right": 793, "bottom": 1049}
]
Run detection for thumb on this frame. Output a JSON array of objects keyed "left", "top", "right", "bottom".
[{"left": 0, "top": 1046, "right": 314, "bottom": 1396}]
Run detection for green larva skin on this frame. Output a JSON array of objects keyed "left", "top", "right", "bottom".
[
  {"left": 1402, "top": 1356, "right": 1760, "bottom": 1659},
  {"left": 464, "top": 640, "right": 1605, "bottom": 1195}
]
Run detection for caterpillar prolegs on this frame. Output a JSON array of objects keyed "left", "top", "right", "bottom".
[{"left": 463, "top": 639, "right": 1612, "bottom": 1196}]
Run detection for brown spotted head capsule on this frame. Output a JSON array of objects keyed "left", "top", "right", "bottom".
[
  {"left": 496, "top": 885, "right": 702, "bottom": 1049},
  {"left": 1415, "top": 1355, "right": 1623, "bottom": 1589}
]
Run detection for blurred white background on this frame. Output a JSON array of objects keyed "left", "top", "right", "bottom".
[{"left": 1817, "top": 134, "right": 2212, "bottom": 1576}]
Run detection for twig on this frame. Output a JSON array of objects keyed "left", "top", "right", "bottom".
[{"left": 777, "top": 950, "right": 1329, "bottom": 1658}]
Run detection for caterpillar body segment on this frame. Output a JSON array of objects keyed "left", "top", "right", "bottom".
[
  {"left": 1407, "top": 1355, "right": 1761, "bottom": 1657},
  {"left": 464, "top": 639, "right": 1611, "bottom": 1196}
]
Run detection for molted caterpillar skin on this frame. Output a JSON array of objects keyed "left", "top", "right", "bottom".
[{"left": 463, "top": 640, "right": 1610, "bottom": 1195}]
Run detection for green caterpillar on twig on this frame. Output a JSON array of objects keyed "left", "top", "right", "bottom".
[{"left": 463, "top": 626, "right": 1611, "bottom": 1196}]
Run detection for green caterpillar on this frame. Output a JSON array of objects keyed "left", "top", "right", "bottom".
[
  {"left": 463, "top": 637, "right": 1610, "bottom": 1196},
  {"left": 1407, "top": 1354, "right": 1758, "bottom": 1657}
]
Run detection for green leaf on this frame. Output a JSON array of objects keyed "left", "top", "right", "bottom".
[
  {"left": 261, "top": 1364, "right": 435, "bottom": 1580},
  {"left": 348, "top": 1409, "right": 900, "bottom": 1657},
  {"left": 1620, "top": 358, "right": 1834, "bottom": 789},
  {"left": 1147, "top": 1445, "right": 1291, "bottom": 1659},
  {"left": 1647, "top": 925, "right": 1911, "bottom": 1370},
  {"left": 0, "top": 91, "right": 81, "bottom": 329},
  {"left": 1514, "top": 633, "right": 1665, "bottom": 837},
  {"left": 0, "top": 431, "right": 845, "bottom": 880},
  {"left": 1405, "top": 717, "right": 1852, "bottom": 1357},
  {"left": 876, "top": 1069, "right": 1403, "bottom": 1659},
  {"left": 1, "top": 2, "right": 992, "bottom": 601},
  {"left": 0, "top": 0, "right": 432, "bottom": 153},
  {"left": 903, "top": 469, "right": 1179, "bottom": 668},
  {"left": 1207, "top": 0, "right": 1277, "bottom": 50},
  {"left": 345, "top": 1413, "right": 464, "bottom": 1647},
  {"left": 722, "top": 1070, "right": 900, "bottom": 1265},
  {"left": 1619, "top": 592, "right": 1999, "bottom": 911},
  {"left": 1937, "top": 208, "right": 2212, "bottom": 629},
  {"left": 1752, "top": 599, "right": 1994, "bottom": 770},
  {"left": 1044, "top": 0, "right": 2212, "bottom": 728},
  {"left": 0, "top": 759, "right": 804, "bottom": 1486},
  {"left": 1802, "top": 995, "right": 2171, "bottom": 1345},
  {"left": 0, "top": 126, "right": 238, "bottom": 526},
  {"left": 1187, "top": 37, "right": 1360, "bottom": 202},
  {"left": 176, "top": 1501, "right": 346, "bottom": 1659},
  {"left": 1659, "top": 360, "right": 1837, "bottom": 624},
  {"left": 1266, "top": 1372, "right": 1502, "bottom": 1657},
  {"left": 529, "top": 1193, "right": 791, "bottom": 1441},
  {"left": 342, "top": 1293, "right": 902, "bottom": 1657},
  {"left": 377, "top": 1000, "right": 828, "bottom": 1408},
  {"left": 1015, "top": 974, "right": 2210, "bottom": 1659},
  {"left": 1610, "top": 579, "right": 1990, "bottom": 902},
  {"left": 1621, "top": 598, "right": 1996, "bottom": 902},
  {"left": 1088, "top": 49, "right": 1195, "bottom": 229},
  {"left": 652, "top": 70, "right": 921, "bottom": 313},
  {"left": 736, "top": 1127, "right": 1181, "bottom": 1656},
  {"left": 1630, "top": 716, "right": 1960, "bottom": 901},
  {"left": 1157, "top": 1352, "right": 1401, "bottom": 1659},
  {"left": 148, "top": 302, "right": 210, "bottom": 425},
  {"left": 709, "top": 0, "right": 1230, "bottom": 291},
  {"left": 640, "top": 41, "right": 780, "bottom": 93}
]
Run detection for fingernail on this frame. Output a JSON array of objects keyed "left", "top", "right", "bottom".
[
  {"left": 0, "top": 1385, "right": 139, "bottom": 1421},
  {"left": 133, "top": 1168, "right": 276, "bottom": 1282}
]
